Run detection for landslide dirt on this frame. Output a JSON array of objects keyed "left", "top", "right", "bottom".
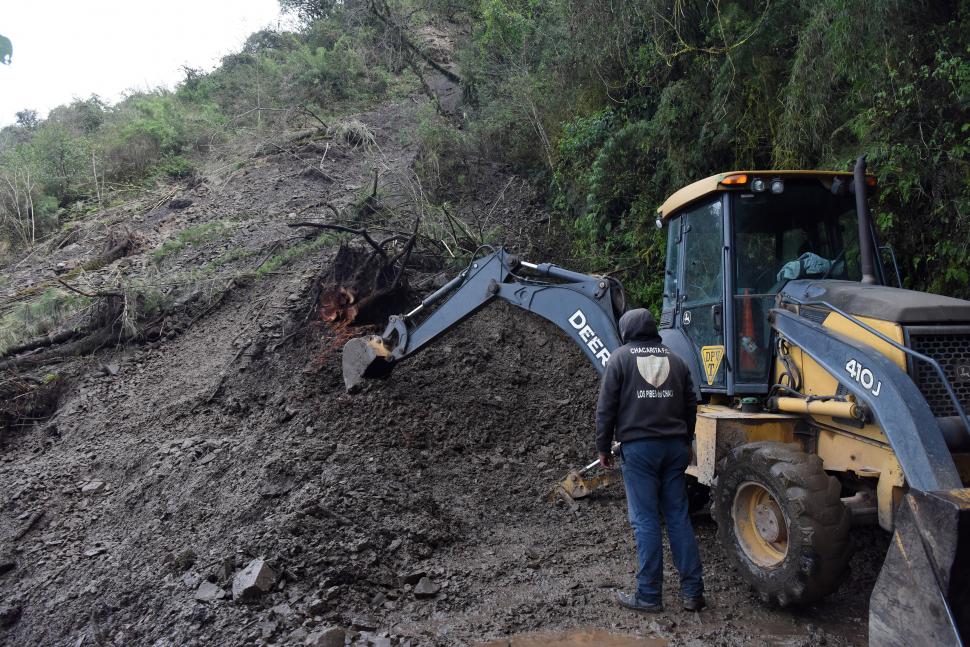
[{"left": 0, "top": 91, "right": 889, "bottom": 646}]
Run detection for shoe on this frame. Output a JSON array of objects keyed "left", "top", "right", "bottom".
[
  {"left": 616, "top": 590, "right": 663, "bottom": 613},
  {"left": 683, "top": 595, "right": 706, "bottom": 611}
]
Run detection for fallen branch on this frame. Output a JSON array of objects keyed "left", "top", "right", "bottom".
[
  {"left": 0, "top": 327, "right": 119, "bottom": 372},
  {"left": 57, "top": 279, "right": 123, "bottom": 299},
  {"left": 301, "top": 105, "right": 329, "bottom": 131},
  {"left": 0, "top": 329, "right": 79, "bottom": 359}
]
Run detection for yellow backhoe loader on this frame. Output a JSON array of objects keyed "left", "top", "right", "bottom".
[{"left": 342, "top": 157, "right": 970, "bottom": 646}]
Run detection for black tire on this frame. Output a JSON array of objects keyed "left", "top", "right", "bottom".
[{"left": 713, "top": 441, "right": 851, "bottom": 606}]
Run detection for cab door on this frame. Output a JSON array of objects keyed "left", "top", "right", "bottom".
[{"left": 678, "top": 198, "right": 727, "bottom": 391}]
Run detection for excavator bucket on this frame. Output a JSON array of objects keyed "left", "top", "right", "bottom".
[
  {"left": 869, "top": 488, "right": 970, "bottom": 646},
  {"left": 550, "top": 468, "right": 623, "bottom": 502},
  {"left": 342, "top": 335, "right": 395, "bottom": 391},
  {"left": 548, "top": 456, "right": 623, "bottom": 509}
]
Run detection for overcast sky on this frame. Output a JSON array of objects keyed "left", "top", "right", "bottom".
[{"left": 0, "top": 1, "right": 293, "bottom": 126}]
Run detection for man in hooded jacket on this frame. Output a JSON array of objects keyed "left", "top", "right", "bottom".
[{"left": 596, "top": 308, "right": 705, "bottom": 612}]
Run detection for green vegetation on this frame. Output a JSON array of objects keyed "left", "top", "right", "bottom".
[
  {"left": 4, "top": 1, "right": 967, "bottom": 312},
  {"left": 151, "top": 221, "right": 233, "bottom": 263},
  {"left": 205, "top": 246, "right": 259, "bottom": 270},
  {"left": 251, "top": 231, "right": 341, "bottom": 278},
  {"left": 431, "top": 0, "right": 968, "bottom": 306},
  {"left": 0, "top": 288, "right": 88, "bottom": 355},
  {"left": 0, "top": 9, "right": 412, "bottom": 259}
]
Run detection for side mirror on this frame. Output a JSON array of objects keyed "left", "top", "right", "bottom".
[{"left": 712, "top": 303, "right": 723, "bottom": 333}]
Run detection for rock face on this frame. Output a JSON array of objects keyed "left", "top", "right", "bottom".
[{"left": 232, "top": 559, "right": 276, "bottom": 601}]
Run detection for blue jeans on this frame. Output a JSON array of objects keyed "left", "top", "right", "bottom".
[{"left": 621, "top": 437, "right": 704, "bottom": 603}]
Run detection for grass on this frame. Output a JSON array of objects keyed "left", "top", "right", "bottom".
[
  {"left": 330, "top": 119, "right": 377, "bottom": 149},
  {"left": 0, "top": 288, "right": 89, "bottom": 356},
  {"left": 204, "top": 246, "right": 259, "bottom": 271},
  {"left": 151, "top": 221, "right": 232, "bottom": 264},
  {"left": 250, "top": 232, "right": 342, "bottom": 279}
]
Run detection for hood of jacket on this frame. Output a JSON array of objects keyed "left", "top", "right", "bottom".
[{"left": 618, "top": 308, "right": 660, "bottom": 344}]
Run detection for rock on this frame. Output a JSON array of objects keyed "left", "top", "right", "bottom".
[
  {"left": 260, "top": 620, "right": 279, "bottom": 639},
  {"left": 0, "top": 604, "right": 20, "bottom": 628},
  {"left": 101, "top": 362, "right": 120, "bottom": 376},
  {"left": 195, "top": 581, "right": 226, "bottom": 602},
  {"left": 371, "top": 638, "right": 392, "bottom": 647},
  {"left": 413, "top": 577, "right": 440, "bottom": 599},
  {"left": 213, "top": 558, "right": 234, "bottom": 582},
  {"left": 352, "top": 613, "right": 376, "bottom": 630},
  {"left": 80, "top": 480, "right": 106, "bottom": 495},
  {"left": 400, "top": 571, "right": 426, "bottom": 586},
  {"left": 270, "top": 602, "right": 293, "bottom": 617},
  {"left": 189, "top": 605, "right": 208, "bottom": 625},
  {"left": 182, "top": 572, "right": 202, "bottom": 588},
  {"left": 289, "top": 628, "right": 309, "bottom": 643},
  {"left": 307, "top": 598, "right": 327, "bottom": 615},
  {"left": 305, "top": 626, "right": 345, "bottom": 647},
  {"left": 232, "top": 559, "right": 276, "bottom": 601},
  {"left": 173, "top": 549, "right": 197, "bottom": 572}
]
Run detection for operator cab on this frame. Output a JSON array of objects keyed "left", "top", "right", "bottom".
[{"left": 657, "top": 171, "right": 886, "bottom": 396}]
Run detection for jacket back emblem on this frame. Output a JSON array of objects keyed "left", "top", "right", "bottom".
[{"left": 636, "top": 355, "right": 670, "bottom": 388}]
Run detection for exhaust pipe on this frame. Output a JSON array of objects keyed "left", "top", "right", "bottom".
[{"left": 854, "top": 155, "right": 878, "bottom": 285}]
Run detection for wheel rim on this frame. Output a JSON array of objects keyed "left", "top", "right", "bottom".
[{"left": 732, "top": 481, "right": 789, "bottom": 568}]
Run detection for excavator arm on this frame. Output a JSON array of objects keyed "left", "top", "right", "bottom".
[{"left": 342, "top": 247, "right": 625, "bottom": 390}]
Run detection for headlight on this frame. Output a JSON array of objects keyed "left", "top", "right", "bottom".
[
  {"left": 770, "top": 178, "right": 784, "bottom": 194},
  {"left": 751, "top": 178, "right": 767, "bottom": 193}
]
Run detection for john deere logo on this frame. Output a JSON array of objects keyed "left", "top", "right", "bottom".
[{"left": 954, "top": 363, "right": 970, "bottom": 384}]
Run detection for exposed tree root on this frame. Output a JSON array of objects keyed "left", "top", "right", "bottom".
[{"left": 0, "top": 373, "right": 63, "bottom": 438}]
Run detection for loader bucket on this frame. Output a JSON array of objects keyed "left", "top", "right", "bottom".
[
  {"left": 869, "top": 488, "right": 970, "bottom": 646},
  {"left": 341, "top": 335, "right": 395, "bottom": 391}
]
